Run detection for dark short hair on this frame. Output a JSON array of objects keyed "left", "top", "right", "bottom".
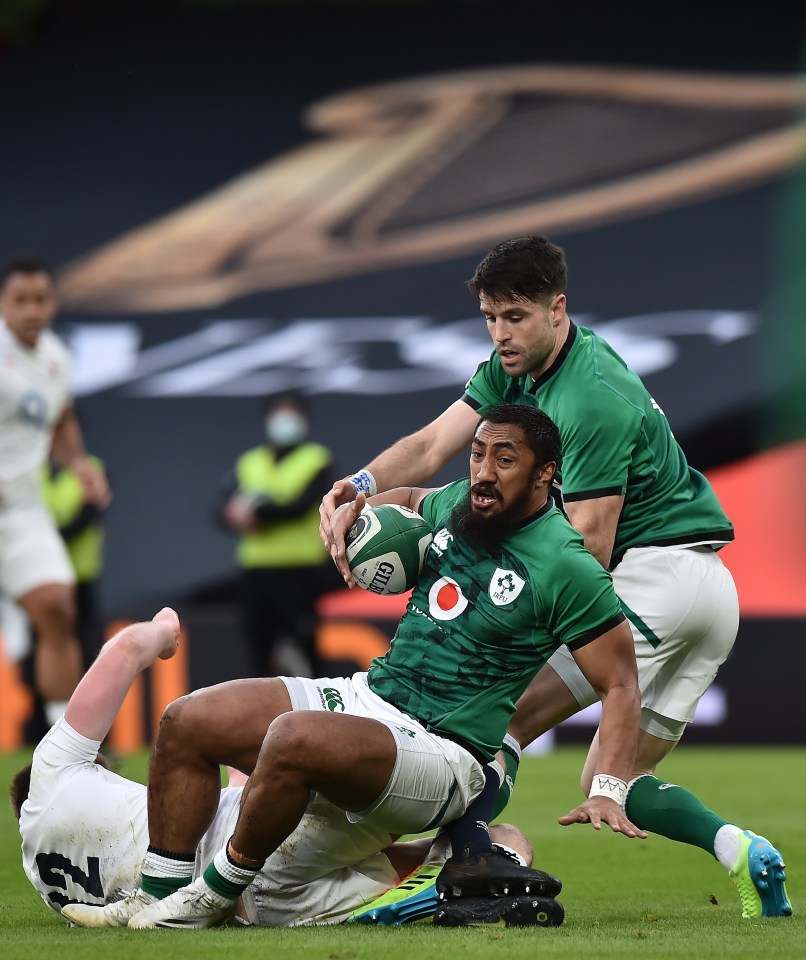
[
  {"left": 262, "top": 390, "right": 310, "bottom": 418},
  {"left": 1, "top": 255, "right": 55, "bottom": 288},
  {"left": 9, "top": 751, "right": 110, "bottom": 820},
  {"left": 468, "top": 236, "right": 567, "bottom": 304},
  {"left": 9, "top": 762, "right": 32, "bottom": 820},
  {"left": 477, "top": 403, "right": 563, "bottom": 472}
]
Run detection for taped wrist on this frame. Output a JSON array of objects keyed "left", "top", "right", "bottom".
[
  {"left": 348, "top": 470, "right": 377, "bottom": 496},
  {"left": 588, "top": 774, "right": 627, "bottom": 808}
]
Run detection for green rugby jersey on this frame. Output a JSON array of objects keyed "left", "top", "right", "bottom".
[
  {"left": 463, "top": 323, "right": 733, "bottom": 566},
  {"left": 367, "top": 480, "right": 625, "bottom": 762}
]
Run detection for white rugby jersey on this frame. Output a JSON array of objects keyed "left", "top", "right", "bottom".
[
  {"left": 19, "top": 719, "right": 253, "bottom": 917},
  {"left": 20, "top": 719, "right": 151, "bottom": 914},
  {"left": 0, "top": 320, "right": 72, "bottom": 507}
]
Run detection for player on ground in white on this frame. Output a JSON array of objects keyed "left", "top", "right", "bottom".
[
  {"left": 0, "top": 255, "right": 109, "bottom": 725},
  {"left": 12, "top": 608, "right": 541, "bottom": 927}
]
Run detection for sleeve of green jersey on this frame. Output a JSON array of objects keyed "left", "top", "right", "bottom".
[
  {"left": 559, "top": 385, "right": 643, "bottom": 501},
  {"left": 461, "top": 353, "right": 508, "bottom": 413},
  {"left": 537, "top": 541, "right": 625, "bottom": 650},
  {"left": 420, "top": 480, "right": 465, "bottom": 529}
]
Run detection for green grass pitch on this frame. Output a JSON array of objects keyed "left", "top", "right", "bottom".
[{"left": 1, "top": 745, "right": 803, "bottom": 959}]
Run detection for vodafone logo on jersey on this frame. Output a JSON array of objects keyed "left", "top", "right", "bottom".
[{"left": 428, "top": 576, "right": 469, "bottom": 621}]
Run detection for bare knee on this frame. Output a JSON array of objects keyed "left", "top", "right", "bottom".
[
  {"left": 154, "top": 681, "right": 288, "bottom": 772},
  {"left": 154, "top": 694, "right": 198, "bottom": 757},
  {"left": 22, "top": 585, "right": 76, "bottom": 639},
  {"left": 490, "top": 823, "right": 534, "bottom": 866},
  {"left": 260, "top": 712, "right": 317, "bottom": 775}
]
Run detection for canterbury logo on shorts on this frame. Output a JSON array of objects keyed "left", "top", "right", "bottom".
[{"left": 318, "top": 687, "right": 345, "bottom": 712}]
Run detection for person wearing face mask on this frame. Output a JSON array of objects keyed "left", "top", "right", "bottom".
[{"left": 219, "top": 392, "right": 335, "bottom": 677}]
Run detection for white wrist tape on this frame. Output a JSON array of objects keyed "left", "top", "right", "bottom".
[
  {"left": 588, "top": 774, "right": 627, "bottom": 808},
  {"left": 348, "top": 470, "right": 377, "bottom": 496}
]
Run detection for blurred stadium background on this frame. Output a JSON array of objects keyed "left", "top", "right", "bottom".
[{"left": 1, "top": 0, "right": 805, "bottom": 750}]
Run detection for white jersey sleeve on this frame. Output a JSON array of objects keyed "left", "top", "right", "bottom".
[{"left": 19, "top": 718, "right": 148, "bottom": 915}]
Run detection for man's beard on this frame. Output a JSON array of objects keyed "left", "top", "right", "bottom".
[{"left": 450, "top": 484, "right": 535, "bottom": 555}]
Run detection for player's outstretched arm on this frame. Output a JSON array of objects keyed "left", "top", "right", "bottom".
[
  {"left": 319, "top": 399, "right": 479, "bottom": 552},
  {"left": 64, "top": 608, "right": 180, "bottom": 742},
  {"left": 558, "top": 621, "right": 646, "bottom": 838}
]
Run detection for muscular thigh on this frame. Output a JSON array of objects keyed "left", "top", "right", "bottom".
[
  {"left": 281, "top": 674, "right": 485, "bottom": 835},
  {"left": 168, "top": 678, "right": 292, "bottom": 774}
]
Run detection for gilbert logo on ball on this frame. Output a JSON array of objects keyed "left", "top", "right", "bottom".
[{"left": 346, "top": 504, "right": 433, "bottom": 596}]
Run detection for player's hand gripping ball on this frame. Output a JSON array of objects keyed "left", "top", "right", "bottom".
[{"left": 346, "top": 504, "right": 433, "bottom": 595}]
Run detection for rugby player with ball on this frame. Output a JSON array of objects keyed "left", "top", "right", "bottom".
[{"left": 64, "top": 404, "right": 643, "bottom": 930}]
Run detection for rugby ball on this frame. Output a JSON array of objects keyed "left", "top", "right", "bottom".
[{"left": 346, "top": 504, "right": 433, "bottom": 595}]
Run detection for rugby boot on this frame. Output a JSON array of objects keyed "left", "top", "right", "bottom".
[
  {"left": 730, "top": 830, "right": 792, "bottom": 918},
  {"left": 436, "top": 846, "right": 561, "bottom": 899},
  {"left": 346, "top": 864, "right": 441, "bottom": 924},
  {"left": 62, "top": 888, "right": 157, "bottom": 927},
  {"left": 434, "top": 894, "right": 564, "bottom": 927}
]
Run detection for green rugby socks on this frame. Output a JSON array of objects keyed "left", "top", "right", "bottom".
[{"left": 625, "top": 775, "right": 730, "bottom": 857}]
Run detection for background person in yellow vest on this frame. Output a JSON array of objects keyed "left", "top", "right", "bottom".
[{"left": 219, "top": 392, "right": 337, "bottom": 678}]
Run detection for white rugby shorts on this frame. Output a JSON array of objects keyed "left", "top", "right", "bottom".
[
  {"left": 547, "top": 544, "right": 739, "bottom": 740},
  {"left": 280, "top": 672, "right": 485, "bottom": 835},
  {"left": 0, "top": 503, "right": 75, "bottom": 597}
]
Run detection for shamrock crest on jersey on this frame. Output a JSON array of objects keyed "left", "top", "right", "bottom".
[{"left": 489, "top": 568, "right": 526, "bottom": 606}]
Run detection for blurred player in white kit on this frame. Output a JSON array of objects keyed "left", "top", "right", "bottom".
[{"left": 0, "top": 255, "right": 109, "bottom": 725}]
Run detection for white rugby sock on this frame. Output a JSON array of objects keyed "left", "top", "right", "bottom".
[{"left": 714, "top": 824, "right": 743, "bottom": 869}]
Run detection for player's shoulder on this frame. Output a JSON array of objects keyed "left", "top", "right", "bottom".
[
  {"left": 465, "top": 349, "right": 506, "bottom": 389},
  {"left": 426, "top": 477, "right": 467, "bottom": 504},
  {"left": 422, "top": 478, "right": 466, "bottom": 519},
  {"left": 519, "top": 507, "right": 607, "bottom": 576},
  {"left": 566, "top": 325, "right": 648, "bottom": 409},
  {"left": 528, "top": 503, "right": 585, "bottom": 545},
  {"left": 39, "top": 325, "right": 69, "bottom": 351},
  {"left": 514, "top": 509, "right": 613, "bottom": 594},
  {"left": 575, "top": 325, "right": 642, "bottom": 385},
  {"left": 0, "top": 320, "right": 23, "bottom": 360},
  {"left": 37, "top": 327, "right": 72, "bottom": 366}
]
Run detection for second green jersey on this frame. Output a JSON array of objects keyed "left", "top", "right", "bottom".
[
  {"left": 367, "top": 480, "right": 625, "bottom": 762},
  {"left": 462, "top": 323, "right": 733, "bottom": 565}
]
